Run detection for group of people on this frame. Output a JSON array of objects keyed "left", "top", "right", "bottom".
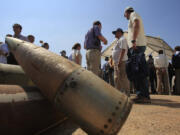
[
  {"left": 88, "top": 7, "right": 151, "bottom": 103},
  {"left": 0, "top": 23, "right": 50, "bottom": 65},
  {"left": 89, "top": 7, "right": 179, "bottom": 103},
  {"left": 0, "top": 7, "right": 179, "bottom": 104},
  {"left": 0, "top": 23, "right": 82, "bottom": 66},
  {"left": 147, "top": 47, "right": 180, "bottom": 96}
]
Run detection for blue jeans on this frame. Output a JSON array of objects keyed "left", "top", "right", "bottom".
[{"left": 129, "top": 46, "right": 150, "bottom": 98}]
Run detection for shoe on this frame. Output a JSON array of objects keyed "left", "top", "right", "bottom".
[
  {"left": 133, "top": 96, "right": 151, "bottom": 104},
  {"left": 142, "top": 98, "right": 151, "bottom": 104},
  {"left": 132, "top": 96, "right": 144, "bottom": 103}
]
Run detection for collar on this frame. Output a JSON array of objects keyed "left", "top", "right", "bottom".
[
  {"left": 175, "top": 51, "right": 180, "bottom": 55},
  {"left": 13, "top": 34, "right": 22, "bottom": 38}
]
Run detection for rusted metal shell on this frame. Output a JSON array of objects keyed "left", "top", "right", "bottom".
[
  {"left": 6, "top": 37, "right": 132, "bottom": 135},
  {"left": 0, "top": 85, "right": 65, "bottom": 135},
  {"left": 6, "top": 38, "right": 79, "bottom": 101},
  {"left": 0, "top": 63, "right": 34, "bottom": 86}
]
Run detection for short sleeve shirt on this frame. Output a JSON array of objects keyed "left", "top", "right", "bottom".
[
  {"left": 112, "top": 37, "right": 129, "bottom": 64},
  {"left": 154, "top": 54, "right": 169, "bottom": 68},
  {"left": 70, "top": 49, "right": 82, "bottom": 65},
  {"left": 1, "top": 43, "right": 9, "bottom": 54},
  {"left": 128, "top": 12, "right": 146, "bottom": 48},
  {"left": 0, "top": 43, "right": 9, "bottom": 64},
  {"left": 84, "top": 25, "right": 102, "bottom": 50},
  {"left": 13, "top": 34, "right": 28, "bottom": 41}
]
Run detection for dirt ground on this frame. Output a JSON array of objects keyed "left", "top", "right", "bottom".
[{"left": 43, "top": 95, "right": 180, "bottom": 135}]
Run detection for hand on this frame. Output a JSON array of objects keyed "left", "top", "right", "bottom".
[
  {"left": 118, "top": 61, "right": 122, "bottom": 67},
  {"left": 103, "top": 39, "right": 108, "bottom": 45},
  {"left": 0, "top": 50, "right": 4, "bottom": 55},
  {"left": 132, "top": 42, "right": 137, "bottom": 50},
  {"left": 84, "top": 44, "right": 87, "bottom": 49},
  {"left": 39, "top": 40, "right": 43, "bottom": 44}
]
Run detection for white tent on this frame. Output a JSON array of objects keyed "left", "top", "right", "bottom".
[{"left": 102, "top": 32, "right": 174, "bottom": 60}]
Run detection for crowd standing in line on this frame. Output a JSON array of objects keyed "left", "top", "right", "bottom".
[{"left": 0, "top": 7, "right": 180, "bottom": 104}]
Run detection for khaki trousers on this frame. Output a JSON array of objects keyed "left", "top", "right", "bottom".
[
  {"left": 156, "top": 68, "right": 170, "bottom": 94},
  {"left": 114, "top": 61, "right": 130, "bottom": 96},
  {"left": 86, "top": 49, "right": 101, "bottom": 76}
]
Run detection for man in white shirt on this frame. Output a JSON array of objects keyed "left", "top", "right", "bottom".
[
  {"left": 124, "top": 7, "right": 150, "bottom": 103},
  {"left": 0, "top": 42, "right": 9, "bottom": 64},
  {"left": 0, "top": 34, "right": 12, "bottom": 64},
  {"left": 112, "top": 28, "right": 130, "bottom": 96},
  {"left": 154, "top": 50, "right": 170, "bottom": 94}
]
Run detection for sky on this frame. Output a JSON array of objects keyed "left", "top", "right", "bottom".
[{"left": 0, "top": 0, "right": 180, "bottom": 66}]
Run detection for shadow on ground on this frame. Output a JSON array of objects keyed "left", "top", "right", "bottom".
[{"left": 147, "top": 98, "right": 180, "bottom": 108}]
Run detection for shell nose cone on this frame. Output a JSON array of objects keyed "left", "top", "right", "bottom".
[{"left": 6, "top": 37, "right": 133, "bottom": 135}]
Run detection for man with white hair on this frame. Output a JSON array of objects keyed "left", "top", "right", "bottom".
[{"left": 124, "top": 7, "right": 150, "bottom": 103}]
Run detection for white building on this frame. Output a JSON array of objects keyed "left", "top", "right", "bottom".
[{"left": 102, "top": 32, "right": 174, "bottom": 60}]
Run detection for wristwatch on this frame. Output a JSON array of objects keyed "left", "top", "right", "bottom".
[{"left": 131, "top": 40, "right": 136, "bottom": 44}]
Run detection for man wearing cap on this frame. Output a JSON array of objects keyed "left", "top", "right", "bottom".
[
  {"left": 84, "top": 21, "right": 108, "bottom": 76},
  {"left": 124, "top": 7, "right": 150, "bottom": 102},
  {"left": 112, "top": 28, "right": 130, "bottom": 96}
]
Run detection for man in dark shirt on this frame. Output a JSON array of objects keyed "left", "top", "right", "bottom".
[
  {"left": 102, "top": 57, "right": 110, "bottom": 83},
  {"left": 172, "top": 46, "right": 180, "bottom": 95},
  {"left": 147, "top": 55, "right": 157, "bottom": 94},
  {"left": 84, "top": 21, "right": 107, "bottom": 76}
]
